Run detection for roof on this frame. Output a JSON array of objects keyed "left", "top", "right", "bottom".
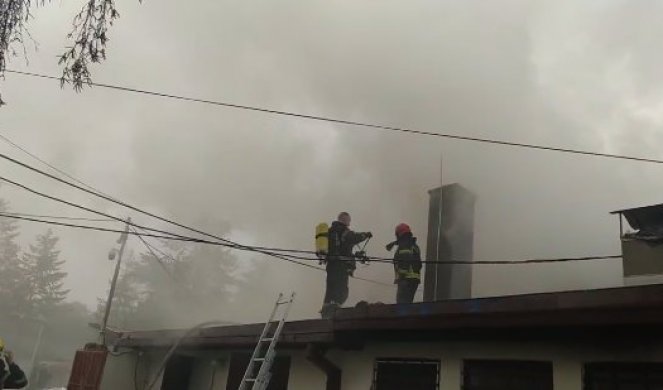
[
  {"left": 611, "top": 203, "right": 663, "bottom": 231},
  {"left": 110, "top": 283, "right": 663, "bottom": 350}
]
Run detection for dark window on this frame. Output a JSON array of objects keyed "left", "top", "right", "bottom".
[
  {"left": 584, "top": 362, "right": 663, "bottom": 390},
  {"left": 226, "top": 353, "right": 291, "bottom": 390},
  {"left": 161, "top": 354, "right": 195, "bottom": 390},
  {"left": 463, "top": 359, "right": 553, "bottom": 390},
  {"left": 373, "top": 358, "right": 440, "bottom": 390}
]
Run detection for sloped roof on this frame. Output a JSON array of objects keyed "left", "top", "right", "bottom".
[
  {"left": 611, "top": 203, "right": 663, "bottom": 231},
  {"left": 110, "top": 283, "right": 663, "bottom": 349}
]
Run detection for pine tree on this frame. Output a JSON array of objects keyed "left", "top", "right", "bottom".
[
  {"left": 22, "top": 230, "right": 69, "bottom": 314},
  {"left": 95, "top": 258, "right": 143, "bottom": 330},
  {"left": 0, "top": 198, "right": 26, "bottom": 316},
  {"left": 125, "top": 239, "right": 244, "bottom": 328}
]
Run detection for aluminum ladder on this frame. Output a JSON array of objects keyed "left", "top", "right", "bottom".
[{"left": 238, "top": 292, "right": 295, "bottom": 390}]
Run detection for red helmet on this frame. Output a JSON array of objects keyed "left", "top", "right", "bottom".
[{"left": 395, "top": 223, "right": 411, "bottom": 237}]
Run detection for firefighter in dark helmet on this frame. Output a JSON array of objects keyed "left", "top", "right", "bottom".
[
  {"left": 386, "top": 223, "right": 422, "bottom": 304},
  {"left": 0, "top": 338, "right": 27, "bottom": 390},
  {"left": 320, "top": 212, "right": 372, "bottom": 318}
]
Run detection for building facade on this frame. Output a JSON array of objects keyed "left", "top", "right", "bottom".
[{"left": 101, "top": 284, "right": 663, "bottom": 390}]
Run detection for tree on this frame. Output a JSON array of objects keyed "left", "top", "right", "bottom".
[
  {"left": 95, "top": 258, "right": 143, "bottom": 330},
  {"left": 0, "top": 0, "right": 140, "bottom": 105},
  {"left": 103, "top": 238, "right": 246, "bottom": 329},
  {"left": 0, "top": 198, "right": 27, "bottom": 316},
  {"left": 22, "top": 229, "right": 69, "bottom": 314}
]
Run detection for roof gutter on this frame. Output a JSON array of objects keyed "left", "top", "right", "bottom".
[{"left": 306, "top": 344, "right": 341, "bottom": 390}]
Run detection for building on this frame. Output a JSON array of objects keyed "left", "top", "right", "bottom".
[
  {"left": 612, "top": 202, "right": 663, "bottom": 286},
  {"left": 99, "top": 283, "right": 663, "bottom": 390}
]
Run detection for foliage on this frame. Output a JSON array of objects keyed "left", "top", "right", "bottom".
[{"left": 0, "top": 0, "right": 140, "bottom": 104}]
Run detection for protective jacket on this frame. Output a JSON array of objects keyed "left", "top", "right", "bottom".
[{"left": 393, "top": 233, "right": 422, "bottom": 280}]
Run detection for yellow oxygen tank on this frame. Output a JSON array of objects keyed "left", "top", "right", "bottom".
[{"left": 315, "top": 222, "right": 329, "bottom": 260}]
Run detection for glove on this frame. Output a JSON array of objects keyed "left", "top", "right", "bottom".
[
  {"left": 386, "top": 241, "right": 396, "bottom": 251},
  {"left": 365, "top": 232, "right": 373, "bottom": 239}
]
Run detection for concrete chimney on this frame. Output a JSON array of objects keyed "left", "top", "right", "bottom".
[{"left": 423, "top": 184, "right": 475, "bottom": 301}]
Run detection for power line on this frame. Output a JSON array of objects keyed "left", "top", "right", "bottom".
[
  {"left": 0, "top": 212, "right": 393, "bottom": 286},
  {"left": 0, "top": 212, "right": 622, "bottom": 266},
  {"left": 0, "top": 136, "right": 393, "bottom": 288},
  {"left": 0, "top": 132, "right": 109, "bottom": 195},
  {"left": 0, "top": 150, "right": 308, "bottom": 253},
  {"left": 130, "top": 226, "right": 173, "bottom": 277},
  {"left": 0, "top": 212, "right": 200, "bottom": 242},
  {"left": 206, "top": 241, "right": 624, "bottom": 265},
  {"left": 132, "top": 226, "right": 180, "bottom": 264},
  {"left": 0, "top": 171, "right": 625, "bottom": 266},
  {"left": 2, "top": 212, "right": 115, "bottom": 222},
  {"left": 0, "top": 175, "right": 203, "bottom": 242},
  {"left": 0, "top": 139, "right": 623, "bottom": 288},
  {"left": 7, "top": 69, "right": 663, "bottom": 165},
  {"left": 0, "top": 169, "right": 391, "bottom": 286}
]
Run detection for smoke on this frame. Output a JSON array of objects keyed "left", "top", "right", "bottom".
[{"left": 0, "top": 0, "right": 662, "bottom": 322}]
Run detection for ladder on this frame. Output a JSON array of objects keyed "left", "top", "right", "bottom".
[{"left": 238, "top": 292, "right": 295, "bottom": 390}]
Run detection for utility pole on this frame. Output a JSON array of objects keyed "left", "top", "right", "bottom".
[{"left": 100, "top": 218, "right": 131, "bottom": 345}]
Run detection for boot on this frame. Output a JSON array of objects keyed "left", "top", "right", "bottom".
[{"left": 320, "top": 302, "right": 338, "bottom": 319}]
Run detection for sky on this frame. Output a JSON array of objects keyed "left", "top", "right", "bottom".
[{"left": 1, "top": 0, "right": 663, "bottom": 321}]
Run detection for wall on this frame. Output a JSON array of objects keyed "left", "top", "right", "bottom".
[
  {"left": 328, "top": 340, "right": 663, "bottom": 390},
  {"left": 101, "top": 339, "right": 663, "bottom": 389},
  {"left": 100, "top": 349, "right": 232, "bottom": 390}
]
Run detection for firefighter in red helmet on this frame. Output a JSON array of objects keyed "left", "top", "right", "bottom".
[{"left": 386, "top": 223, "right": 422, "bottom": 304}]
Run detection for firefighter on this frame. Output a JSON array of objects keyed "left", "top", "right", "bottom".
[
  {"left": 320, "top": 212, "right": 372, "bottom": 318},
  {"left": 0, "top": 338, "right": 27, "bottom": 390},
  {"left": 386, "top": 223, "right": 422, "bottom": 304}
]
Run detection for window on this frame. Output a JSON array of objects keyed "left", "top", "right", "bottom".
[
  {"left": 462, "top": 359, "right": 553, "bottom": 390},
  {"left": 584, "top": 362, "right": 663, "bottom": 390},
  {"left": 373, "top": 358, "right": 440, "bottom": 390},
  {"left": 161, "top": 354, "right": 195, "bottom": 390},
  {"left": 225, "top": 353, "right": 291, "bottom": 390}
]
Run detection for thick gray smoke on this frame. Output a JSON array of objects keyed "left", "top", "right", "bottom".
[{"left": 1, "top": 0, "right": 662, "bottom": 323}]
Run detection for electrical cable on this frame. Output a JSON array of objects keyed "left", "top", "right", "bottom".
[
  {"left": 0, "top": 212, "right": 622, "bottom": 267},
  {"left": 131, "top": 226, "right": 173, "bottom": 278},
  {"left": 0, "top": 136, "right": 624, "bottom": 287},
  {"left": 0, "top": 153, "right": 338, "bottom": 262},
  {"left": 0, "top": 210, "right": 393, "bottom": 287},
  {"left": 2, "top": 211, "right": 115, "bottom": 222},
  {"left": 0, "top": 132, "right": 109, "bottom": 195},
  {"left": 6, "top": 69, "right": 663, "bottom": 165},
  {"left": 0, "top": 174, "right": 214, "bottom": 242},
  {"left": 0, "top": 166, "right": 390, "bottom": 285}
]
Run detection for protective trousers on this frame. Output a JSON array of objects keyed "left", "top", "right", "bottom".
[
  {"left": 324, "top": 260, "right": 349, "bottom": 305},
  {"left": 396, "top": 278, "right": 419, "bottom": 304}
]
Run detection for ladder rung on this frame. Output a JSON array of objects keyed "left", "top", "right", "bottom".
[
  {"left": 254, "top": 358, "right": 265, "bottom": 362},
  {"left": 246, "top": 378, "right": 256, "bottom": 382},
  {"left": 276, "top": 300, "right": 290, "bottom": 305},
  {"left": 262, "top": 338, "right": 274, "bottom": 342}
]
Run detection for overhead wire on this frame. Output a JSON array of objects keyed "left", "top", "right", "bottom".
[
  {"left": 0, "top": 175, "right": 624, "bottom": 267},
  {"left": 130, "top": 226, "right": 173, "bottom": 278},
  {"left": 132, "top": 226, "right": 180, "bottom": 264},
  {"left": 0, "top": 152, "right": 315, "bottom": 254},
  {"left": 0, "top": 173, "right": 392, "bottom": 286},
  {"left": 0, "top": 132, "right": 109, "bottom": 194},
  {"left": 6, "top": 69, "right": 663, "bottom": 165},
  {"left": 1, "top": 211, "right": 115, "bottom": 222},
  {"left": 0, "top": 151, "right": 393, "bottom": 286},
  {"left": 0, "top": 136, "right": 623, "bottom": 289},
  {"left": 0, "top": 212, "right": 622, "bottom": 266}
]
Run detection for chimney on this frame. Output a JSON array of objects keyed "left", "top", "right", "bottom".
[
  {"left": 424, "top": 183, "right": 475, "bottom": 301},
  {"left": 612, "top": 203, "right": 663, "bottom": 286}
]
